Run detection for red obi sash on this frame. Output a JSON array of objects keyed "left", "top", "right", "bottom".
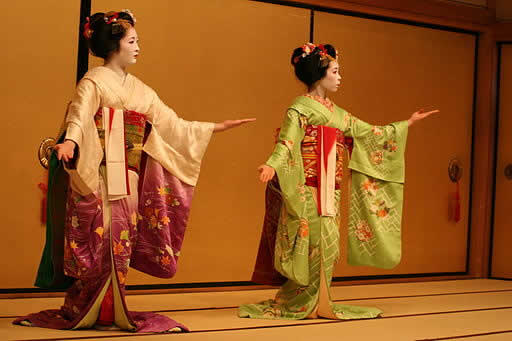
[{"left": 94, "top": 107, "right": 147, "bottom": 198}]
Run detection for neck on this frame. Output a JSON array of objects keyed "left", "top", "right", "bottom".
[
  {"left": 103, "top": 61, "right": 127, "bottom": 79},
  {"left": 307, "top": 85, "right": 327, "bottom": 99}
]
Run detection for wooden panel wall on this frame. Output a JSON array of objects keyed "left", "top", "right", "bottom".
[
  {"left": 491, "top": 44, "right": 512, "bottom": 279},
  {"left": 0, "top": 1, "right": 79, "bottom": 288},
  {"left": 315, "top": 12, "right": 476, "bottom": 277}
]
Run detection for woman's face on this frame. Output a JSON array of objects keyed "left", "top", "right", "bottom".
[
  {"left": 318, "top": 61, "right": 341, "bottom": 93},
  {"left": 112, "top": 26, "right": 139, "bottom": 66}
]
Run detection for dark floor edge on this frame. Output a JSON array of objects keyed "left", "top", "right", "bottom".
[{"left": 416, "top": 329, "right": 512, "bottom": 340}]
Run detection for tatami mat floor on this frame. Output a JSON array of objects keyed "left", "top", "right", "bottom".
[{"left": 1, "top": 279, "right": 511, "bottom": 341}]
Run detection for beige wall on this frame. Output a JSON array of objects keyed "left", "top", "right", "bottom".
[{"left": 0, "top": 1, "right": 79, "bottom": 288}]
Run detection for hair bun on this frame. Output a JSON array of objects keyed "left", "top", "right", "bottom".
[{"left": 290, "top": 43, "right": 338, "bottom": 87}]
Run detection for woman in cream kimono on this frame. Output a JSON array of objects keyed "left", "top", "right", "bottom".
[
  {"left": 14, "top": 10, "right": 254, "bottom": 333},
  {"left": 239, "top": 43, "right": 438, "bottom": 320}
]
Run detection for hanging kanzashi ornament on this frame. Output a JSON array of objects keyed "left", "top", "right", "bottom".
[{"left": 293, "top": 42, "right": 339, "bottom": 65}]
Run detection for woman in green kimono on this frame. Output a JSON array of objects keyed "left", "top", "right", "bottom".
[{"left": 239, "top": 43, "right": 439, "bottom": 320}]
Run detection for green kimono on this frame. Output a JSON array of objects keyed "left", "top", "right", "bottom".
[{"left": 239, "top": 95, "right": 408, "bottom": 320}]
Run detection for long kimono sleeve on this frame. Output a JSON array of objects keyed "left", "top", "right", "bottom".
[
  {"left": 265, "top": 110, "right": 312, "bottom": 286},
  {"left": 65, "top": 79, "right": 100, "bottom": 147},
  {"left": 143, "top": 91, "right": 215, "bottom": 186},
  {"left": 63, "top": 79, "right": 103, "bottom": 195},
  {"left": 266, "top": 110, "right": 307, "bottom": 217},
  {"left": 342, "top": 111, "right": 409, "bottom": 269}
]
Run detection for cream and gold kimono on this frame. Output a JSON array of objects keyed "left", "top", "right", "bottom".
[{"left": 15, "top": 66, "right": 214, "bottom": 333}]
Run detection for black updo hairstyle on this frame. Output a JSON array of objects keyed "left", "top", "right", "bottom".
[
  {"left": 83, "top": 11, "right": 135, "bottom": 60},
  {"left": 291, "top": 44, "right": 337, "bottom": 88}
]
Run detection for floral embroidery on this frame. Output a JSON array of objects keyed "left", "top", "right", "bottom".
[
  {"left": 370, "top": 199, "right": 391, "bottom": 219},
  {"left": 383, "top": 139, "right": 398, "bottom": 152},
  {"left": 361, "top": 178, "right": 379, "bottom": 196},
  {"left": 370, "top": 150, "right": 384, "bottom": 165},
  {"left": 161, "top": 215, "right": 171, "bottom": 225},
  {"left": 149, "top": 215, "right": 158, "bottom": 228},
  {"left": 69, "top": 240, "right": 78, "bottom": 249},
  {"left": 131, "top": 212, "right": 138, "bottom": 225},
  {"left": 282, "top": 140, "right": 294, "bottom": 151},
  {"left": 117, "top": 271, "right": 126, "bottom": 284},
  {"left": 113, "top": 241, "right": 124, "bottom": 255},
  {"left": 297, "top": 184, "right": 307, "bottom": 202},
  {"left": 343, "top": 113, "right": 352, "bottom": 128},
  {"left": 165, "top": 196, "right": 180, "bottom": 207},
  {"left": 157, "top": 186, "right": 170, "bottom": 196},
  {"left": 299, "top": 115, "right": 308, "bottom": 128},
  {"left": 304, "top": 94, "right": 334, "bottom": 112},
  {"left": 95, "top": 226, "right": 104, "bottom": 237},
  {"left": 295, "top": 286, "right": 307, "bottom": 295},
  {"left": 355, "top": 221, "right": 373, "bottom": 242},
  {"left": 144, "top": 207, "right": 163, "bottom": 229},
  {"left": 299, "top": 219, "right": 309, "bottom": 238},
  {"left": 71, "top": 216, "right": 79, "bottom": 228},
  {"left": 262, "top": 307, "right": 282, "bottom": 318},
  {"left": 371, "top": 126, "right": 383, "bottom": 136},
  {"left": 165, "top": 244, "right": 174, "bottom": 257},
  {"left": 297, "top": 184, "right": 306, "bottom": 194},
  {"left": 161, "top": 255, "right": 171, "bottom": 266},
  {"left": 120, "top": 230, "right": 130, "bottom": 241}
]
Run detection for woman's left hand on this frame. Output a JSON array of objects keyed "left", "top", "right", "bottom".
[
  {"left": 214, "top": 118, "right": 257, "bottom": 132},
  {"left": 408, "top": 109, "right": 440, "bottom": 127}
]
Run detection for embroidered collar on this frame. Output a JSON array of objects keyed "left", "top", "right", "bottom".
[{"left": 304, "top": 94, "right": 334, "bottom": 112}]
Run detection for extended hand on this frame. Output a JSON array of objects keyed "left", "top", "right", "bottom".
[
  {"left": 214, "top": 118, "right": 256, "bottom": 132},
  {"left": 408, "top": 109, "right": 440, "bottom": 127},
  {"left": 54, "top": 140, "right": 76, "bottom": 162},
  {"left": 258, "top": 164, "right": 275, "bottom": 183}
]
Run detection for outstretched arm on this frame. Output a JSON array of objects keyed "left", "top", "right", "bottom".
[
  {"left": 214, "top": 118, "right": 256, "bottom": 132},
  {"left": 408, "top": 109, "right": 440, "bottom": 127}
]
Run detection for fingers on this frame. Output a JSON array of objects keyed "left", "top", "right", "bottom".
[
  {"left": 240, "top": 118, "right": 257, "bottom": 123},
  {"left": 233, "top": 119, "right": 257, "bottom": 127},
  {"left": 424, "top": 110, "right": 440, "bottom": 116},
  {"left": 258, "top": 168, "right": 274, "bottom": 183},
  {"left": 259, "top": 172, "right": 269, "bottom": 183},
  {"left": 55, "top": 146, "right": 73, "bottom": 162}
]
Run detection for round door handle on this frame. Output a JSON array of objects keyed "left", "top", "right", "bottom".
[
  {"left": 505, "top": 164, "right": 512, "bottom": 180},
  {"left": 448, "top": 158, "right": 463, "bottom": 183}
]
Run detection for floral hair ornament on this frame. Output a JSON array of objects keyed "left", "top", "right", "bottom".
[
  {"left": 83, "top": 16, "right": 93, "bottom": 39},
  {"left": 104, "top": 11, "right": 119, "bottom": 24},
  {"left": 293, "top": 42, "right": 338, "bottom": 66},
  {"left": 104, "top": 11, "right": 134, "bottom": 35},
  {"left": 121, "top": 9, "right": 136, "bottom": 24}
]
